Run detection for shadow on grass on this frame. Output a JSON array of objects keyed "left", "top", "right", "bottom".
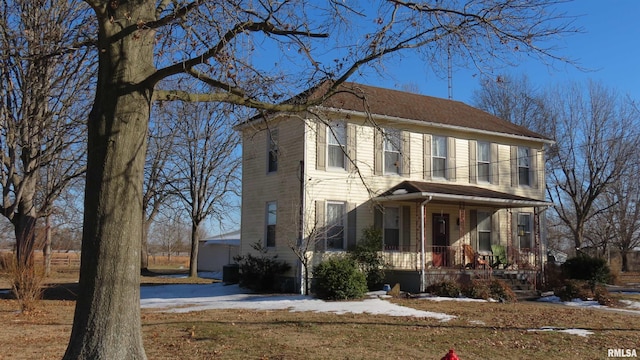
[{"left": 141, "top": 317, "right": 640, "bottom": 336}]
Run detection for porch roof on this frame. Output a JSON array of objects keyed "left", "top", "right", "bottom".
[{"left": 375, "top": 181, "right": 553, "bottom": 208}]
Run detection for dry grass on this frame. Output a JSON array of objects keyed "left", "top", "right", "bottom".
[{"left": 0, "top": 271, "right": 639, "bottom": 359}]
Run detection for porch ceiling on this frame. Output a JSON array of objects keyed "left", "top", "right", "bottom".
[{"left": 375, "top": 180, "right": 553, "bottom": 208}]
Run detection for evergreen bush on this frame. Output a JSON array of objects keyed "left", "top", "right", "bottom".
[
  {"left": 313, "top": 257, "right": 367, "bottom": 300},
  {"left": 233, "top": 242, "right": 291, "bottom": 293},
  {"left": 426, "top": 280, "right": 460, "bottom": 298},
  {"left": 561, "top": 254, "right": 611, "bottom": 291},
  {"left": 349, "top": 227, "right": 387, "bottom": 290}
]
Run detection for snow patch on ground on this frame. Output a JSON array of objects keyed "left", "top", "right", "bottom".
[
  {"left": 140, "top": 283, "right": 455, "bottom": 321},
  {"left": 527, "top": 326, "right": 593, "bottom": 337}
]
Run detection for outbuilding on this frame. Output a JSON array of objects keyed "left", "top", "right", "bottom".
[{"left": 197, "top": 230, "right": 240, "bottom": 273}]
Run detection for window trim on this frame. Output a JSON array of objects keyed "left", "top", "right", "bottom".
[
  {"left": 477, "top": 141, "right": 491, "bottom": 183},
  {"left": 267, "top": 129, "right": 278, "bottom": 173},
  {"left": 327, "top": 121, "right": 347, "bottom": 170},
  {"left": 432, "top": 135, "right": 447, "bottom": 179},
  {"left": 517, "top": 212, "right": 532, "bottom": 250},
  {"left": 325, "top": 201, "right": 346, "bottom": 250},
  {"left": 477, "top": 211, "right": 492, "bottom": 253},
  {"left": 517, "top": 146, "right": 530, "bottom": 186},
  {"left": 383, "top": 128, "right": 403, "bottom": 175},
  {"left": 265, "top": 201, "right": 277, "bottom": 248},
  {"left": 383, "top": 206, "right": 401, "bottom": 251}
]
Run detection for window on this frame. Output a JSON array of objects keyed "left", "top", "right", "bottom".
[
  {"left": 432, "top": 135, "right": 447, "bottom": 178},
  {"left": 477, "top": 212, "right": 492, "bottom": 252},
  {"left": 265, "top": 202, "right": 277, "bottom": 247},
  {"left": 477, "top": 141, "right": 490, "bottom": 183},
  {"left": 267, "top": 129, "right": 278, "bottom": 173},
  {"left": 384, "top": 128, "right": 402, "bottom": 175},
  {"left": 383, "top": 207, "right": 400, "bottom": 250},
  {"left": 326, "top": 202, "right": 345, "bottom": 249},
  {"left": 518, "top": 146, "right": 530, "bottom": 186},
  {"left": 517, "top": 213, "right": 532, "bottom": 250},
  {"left": 327, "top": 121, "right": 346, "bottom": 169}
]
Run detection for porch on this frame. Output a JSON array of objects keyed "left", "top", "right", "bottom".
[{"left": 375, "top": 180, "right": 552, "bottom": 293}]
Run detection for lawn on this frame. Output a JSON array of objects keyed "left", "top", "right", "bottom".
[{"left": 0, "top": 270, "right": 638, "bottom": 359}]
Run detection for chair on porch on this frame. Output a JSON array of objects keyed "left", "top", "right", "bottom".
[
  {"left": 463, "top": 244, "right": 490, "bottom": 270},
  {"left": 491, "top": 244, "right": 508, "bottom": 269}
]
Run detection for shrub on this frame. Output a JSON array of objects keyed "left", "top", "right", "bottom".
[
  {"left": 593, "top": 285, "right": 615, "bottom": 306},
  {"left": 561, "top": 254, "right": 611, "bottom": 291},
  {"left": 313, "top": 257, "right": 367, "bottom": 300},
  {"left": 5, "top": 256, "right": 44, "bottom": 312},
  {"left": 461, "top": 280, "right": 491, "bottom": 300},
  {"left": 349, "top": 227, "right": 387, "bottom": 290},
  {"left": 554, "top": 279, "right": 592, "bottom": 302},
  {"left": 426, "top": 280, "right": 460, "bottom": 298},
  {"left": 543, "top": 262, "right": 565, "bottom": 291},
  {"left": 488, "top": 279, "right": 517, "bottom": 302},
  {"left": 461, "top": 279, "right": 517, "bottom": 302},
  {"left": 233, "top": 242, "right": 291, "bottom": 293}
]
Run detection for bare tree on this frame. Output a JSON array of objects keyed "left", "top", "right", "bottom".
[
  {"left": 66, "top": 1, "right": 578, "bottom": 358},
  {"left": 0, "top": 0, "right": 92, "bottom": 303},
  {"left": 148, "top": 212, "right": 189, "bottom": 263},
  {"left": 168, "top": 102, "right": 240, "bottom": 278},
  {"left": 472, "top": 74, "right": 547, "bottom": 130},
  {"left": 544, "top": 82, "right": 639, "bottom": 250},
  {"left": 475, "top": 78, "right": 640, "bottom": 253},
  {"left": 140, "top": 106, "right": 180, "bottom": 273},
  {"left": 599, "top": 158, "right": 640, "bottom": 271}
]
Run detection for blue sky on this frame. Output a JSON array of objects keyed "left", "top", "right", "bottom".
[
  {"left": 354, "top": 0, "right": 640, "bottom": 105},
  {"left": 213, "top": 1, "right": 639, "bottom": 236}
]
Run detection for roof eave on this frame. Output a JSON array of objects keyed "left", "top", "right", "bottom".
[
  {"left": 376, "top": 192, "right": 553, "bottom": 208},
  {"left": 314, "top": 106, "right": 555, "bottom": 144}
]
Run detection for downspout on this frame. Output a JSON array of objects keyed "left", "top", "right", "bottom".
[
  {"left": 298, "top": 160, "right": 305, "bottom": 294},
  {"left": 420, "top": 196, "right": 433, "bottom": 293}
]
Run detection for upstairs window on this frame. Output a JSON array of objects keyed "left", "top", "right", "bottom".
[
  {"left": 518, "top": 147, "right": 530, "bottom": 186},
  {"left": 327, "top": 121, "right": 346, "bottom": 169},
  {"left": 432, "top": 135, "right": 447, "bottom": 178},
  {"left": 265, "top": 202, "right": 277, "bottom": 247},
  {"left": 384, "top": 128, "right": 402, "bottom": 175},
  {"left": 477, "top": 141, "right": 490, "bottom": 183},
  {"left": 267, "top": 129, "right": 278, "bottom": 173}
]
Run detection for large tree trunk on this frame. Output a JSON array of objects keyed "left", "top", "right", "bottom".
[
  {"left": 64, "top": 1, "right": 155, "bottom": 359},
  {"left": 14, "top": 212, "right": 37, "bottom": 269},
  {"left": 621, "top": 251, "right": 629, "bottom": 272}
]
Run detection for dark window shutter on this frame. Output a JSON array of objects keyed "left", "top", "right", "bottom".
[
  {"left": 347, "top": 203, "right": 357, "bottom": 250},
  {"left": 491, "top": 143, "right": 499, "bottom": 185},
  {"left": 316, "top": 122, "right": 326, "bottom": 171},
  {"left": 423, "top": 134, "right": 432, "bottom": 180},
  {"left": 510, "top": 146, "right": 518, "bottom": 187},
  {"left": 469, "top": 140, "right": 477, "bottom": 184},
  {"left": 315, "top": 200, "right": 325, "bottom": 251},
  {"left": 374, "top": 128, "right": 383, "bottom": 175},
  {"left": 402, "top": 206, "right": 411, "bottom": 251}
]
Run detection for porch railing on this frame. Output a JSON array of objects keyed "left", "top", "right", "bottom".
[{"left": 381, "top": 245, "right": 539, "bottom": 271}]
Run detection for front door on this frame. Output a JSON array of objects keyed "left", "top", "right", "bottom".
[{"left": 432, "top": 214, "right": 450, "bottom": 267}]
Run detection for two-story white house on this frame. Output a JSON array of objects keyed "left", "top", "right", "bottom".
[{"left": 235, "top": 82, "right": 552, "bottom": 293}]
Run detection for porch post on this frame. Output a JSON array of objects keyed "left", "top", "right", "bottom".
[{"left": 420, "top": 196, "right": 432, "bottom": 292}]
